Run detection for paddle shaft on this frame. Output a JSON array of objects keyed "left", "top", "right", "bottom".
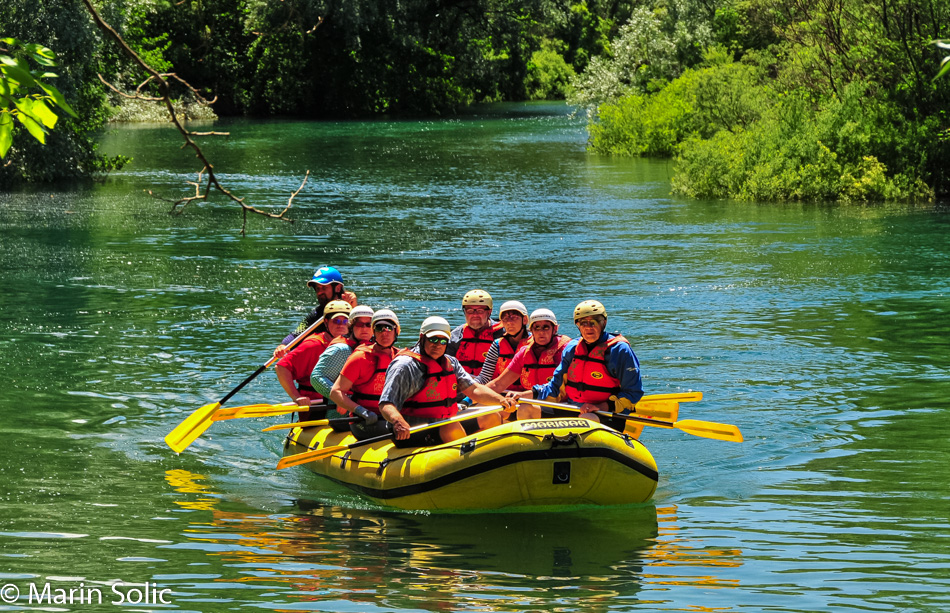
[
  {"left": 519, "top": 398, "right": 743, "bottom": 442},
  {"left": 164, "top": 316, "right": 324, "bottom": 453},
  {"left": 262, "top": 416, "right": 360, "bottom": 432},
  {"left": 277, "top": 405, "right": 506, "bottom": 469}
]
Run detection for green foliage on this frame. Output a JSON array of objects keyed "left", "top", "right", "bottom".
[
  {"left": 578, "top": 0, "right": 950, "bottom": 200},
  {"left": 0, "top": 0, "right": 129, "bottom": 186},
  {"left": 0, "top": 37, "right": 78, "bottom": 158},
  {"left": 672, "top": 84, "right": 939, "bottom": 202},
  {"left": 569, "top": 3, "right": 714, "bottom": 110},
  {"left": 525, "top": 39, "right": 576, "bottom": 100},
  {"left": 589, "top": 49, "right": 773, "bottom": 156}
]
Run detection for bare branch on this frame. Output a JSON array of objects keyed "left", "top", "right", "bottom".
[{"left": 81, "top": 0, "right": 307, "bottom": 233}]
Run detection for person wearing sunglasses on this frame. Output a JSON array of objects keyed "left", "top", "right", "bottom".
[
  {"left": 380, "top": 316, "right": 516, "bottom": 446},
  {"left": 447, "top": 289, "right": 504, "bottom": 377},
  {"left": 475, "top": 300, "right": 531, "bottom": 392},
  {"left": 329, "top": 309, "right": 403, "bottom": 439},
  {"left": 509, "top": 300, "right": 643, "bottom": 429},
  {"left": 274, "top": 300, "right": 353, "bottom": 420},
  {"left": 487, "top": 309, "right": 572, "bottom": 419},
  {"left": 309, "top": 305, "right": 377, "bottom": 428},
  {"left": 273, "top": 265, "right": 358, "bottom": 359}
]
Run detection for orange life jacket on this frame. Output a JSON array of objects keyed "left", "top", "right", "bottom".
[
  {"left": 347, "top": 344, "right": 396, "bottom": 413},
  {"left": 496, "top": 333, "right": 529, "bottom": 391},
  {"left": 454, "top": 322, "right": 504, "bottom": 376},
  {"left": 520, "top": 334, "right": 572, "bottom": 390},
  {"left": 564, "top": 335, "right": 630, "bottom": 404},
  {"left": 398, "top": 348, "right": 459, "bottom": 420}
]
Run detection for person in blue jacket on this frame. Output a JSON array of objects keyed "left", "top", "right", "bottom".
[{"left": 512, "top": 300, "right": 643, "bottom": 429}]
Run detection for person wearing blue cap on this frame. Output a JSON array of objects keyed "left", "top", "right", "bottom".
[{"left": 273, "top": 265, "right": 358, "bottom": 358}]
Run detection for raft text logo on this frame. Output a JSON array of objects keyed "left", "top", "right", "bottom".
[{"left": 0, "top": 582, "right": 172, "bottom": 606}]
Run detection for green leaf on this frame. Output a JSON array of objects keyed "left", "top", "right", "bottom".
[
  {"left": 24, "top": 43, "right": 57, "bottom": 66},
  {"left": 31, "top": 98, "right": 58, "bottom": 129},
  {"left": 0, "top": 113, "right": 13, "bottom": 158},
  {"left": 15, "top": 110, "right": 46, "bottom": 144},
  {"left": 0, "top": 57, "right": 36, "bottom": 88},
  {"left": 37, "top": 82, "right": 77, "bottom": 118},
  {"left": 935, "top": 57, "right": 950, "bottom": 82}
]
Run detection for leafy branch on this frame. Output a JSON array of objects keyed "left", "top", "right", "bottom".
[
  {"left": 79, "top": 0, "right": 307, "bottom": 235},
  {"left": 0, "top": 37, "right": 78, "bottom": 159}
]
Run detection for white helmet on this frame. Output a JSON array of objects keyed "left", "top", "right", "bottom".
[
  {"left": 348, "top": 305, "right": 374, "bottom": 321},
  {"left": 371, "top": 308, "right": 399, "bottom": 328},
  {"left": 420, "top": 316, "right": 451, "bottom": 340},
  {"left": 529, "top": 308, "right": 558, "bottom": 328},
  {"left": 499, "top": 300, "right": 528, "bottom": 317}
]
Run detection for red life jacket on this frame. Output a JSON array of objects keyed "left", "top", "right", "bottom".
[
  {"left": 520, "top": 334, "right": 572, "bottom": 390},
  {"left": 564, "top": 335, "right": 630, "bottom": 404},
  {"left": 398, "top": 348, "right": 459, "bottom": 420},
  {"left": 347, "top": 344, "right": 397, "bottom": 413},
  {"left": 290, "top": 330, "right": 335, "bottom": 399},
  {"left": 454, "top": 322, "right": 504, "bottom": 376},
  {"left": 496, "top": 333, "right": 530, "bottom": 391}
]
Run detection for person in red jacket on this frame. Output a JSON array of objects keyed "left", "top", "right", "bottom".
[
  {"left": 274, "top": 300, "right": 352, "bottom": 419},
  {"left": 379, "top": 316, "right": 516, "bottom": 446}
]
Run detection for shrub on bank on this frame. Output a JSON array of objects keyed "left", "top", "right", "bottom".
[{"left": 671, "top": 84, "right": 936, "bottom": 202}]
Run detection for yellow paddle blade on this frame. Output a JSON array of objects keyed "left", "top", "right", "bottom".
[
  {"left": 674, "top": 419, "right": 744, "bottom": 443},
  {"left": 211, "top": 403, "right": 298, "bottom": 421},
  {"left": 277, "top": 446, "right": 342, "bottom": 469},
  {"left": 634, "top": 400, "right": 678, "bottom": 421},
  {"left": 164, "top": 402, "right": 221, "bottom": 453},
  {"left": 262, "top": 418, "right": 331, "bottom": 432},
  {"left": 642, "top": 391, "right": 702, "bottom": 403}
]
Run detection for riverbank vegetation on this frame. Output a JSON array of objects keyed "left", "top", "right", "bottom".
[
  {"left": 572, "top": 0, "right": 950, "bottom": 202},
  {"left": 2, "top": 0, "right": 948, "bottom": 203}
]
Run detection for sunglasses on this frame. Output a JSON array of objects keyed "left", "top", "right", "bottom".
[
  {"left": 374, "top": 323, "right": 396, "bottom": 332},
  {"left": 426, "top": 337, "right": 449, "bottom": 346},
  {"left": 329, "top": 316, "right": 349, "bottom": 325},
  {"left": 463, "top": 307, "right": 489, "bottom": 314},
  {"left": 575, "top": 319, "right": 601, "bottom": 328},
  {"left": 352, "top": 321, "right": 372, "bottom": 328},
  {"left": 501, "top": 312, "right": 524, "bottom": 320}
]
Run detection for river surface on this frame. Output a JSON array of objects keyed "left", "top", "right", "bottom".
[{"left": 1, "top": 103, "right": 949, "bottom": 612}]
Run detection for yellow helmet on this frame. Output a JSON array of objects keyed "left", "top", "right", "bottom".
[
  {"left": 324, "top": 300, "right": 353, "bottom": 320},
  {"left": 462, "top": 289, "right": 493, "bottom": 310},
  {"left": 573, "top": 300, "right": 607, "bottom": 321}
]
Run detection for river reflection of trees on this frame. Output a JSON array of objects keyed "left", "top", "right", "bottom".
[{"left": 165, "top": 469, "right": 742, "bottom": 612}]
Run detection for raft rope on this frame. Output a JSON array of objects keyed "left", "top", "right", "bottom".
[{"left": 285, "top": 426, "right": 610, "bottom": 471}]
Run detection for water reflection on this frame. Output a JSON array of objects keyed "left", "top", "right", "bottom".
[{"left": 162, "top": 469, "right": 748, "bottom": 611}]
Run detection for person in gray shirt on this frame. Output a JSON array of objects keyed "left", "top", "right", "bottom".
[{"left": 380, "top": 316, "right": 516, "bottom": 446}]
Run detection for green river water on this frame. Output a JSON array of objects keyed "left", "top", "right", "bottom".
[{"left": 1, "top": 103, "right": 949, "bottom": 612}]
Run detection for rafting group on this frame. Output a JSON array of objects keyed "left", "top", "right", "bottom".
[{"left": 271, "top": 265, "right": 647, "bottom": 446}]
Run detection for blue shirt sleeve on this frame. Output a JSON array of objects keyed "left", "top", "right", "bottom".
[{"left": 605, "top": 339, "right": 643, "bottom": 409}]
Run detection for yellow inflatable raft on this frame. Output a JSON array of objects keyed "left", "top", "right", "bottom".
[{"left": 282, "top": 417, "right": 658, "bottom": 511}]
